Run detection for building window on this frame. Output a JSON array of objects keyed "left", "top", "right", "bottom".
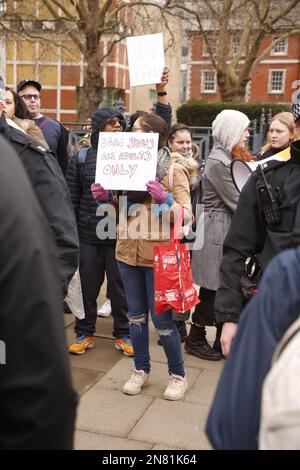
[
  {"left": 271, "top": 38, "right": 288, "bottom": 55},
  {"left": 0, "top": 0, "right": 7, "bottom": 12},
  {"left": 201, "top": 70, "right": 217, "bottom": 93},
  {"left": 149, "top": 89, "right": 156, "bottom": 100},
  {"left": 203, "top": 38, "right": 218, "bottom": 57},
  {"left": 268, "top": 70, "right": 285, "bottom": 93},
  {"left": 101, "top": 88, "right": 117, "bottom": 106},
  {"left": 231, "top": 37, "right": 240, "bottom": 55}
]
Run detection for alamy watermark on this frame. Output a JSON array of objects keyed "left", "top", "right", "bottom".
[
  {"left": 95, "top": 196, "right": 205, "bottom": 251},
  {"left": 0, "top": 340, "right": 6, "bottom": 365}
]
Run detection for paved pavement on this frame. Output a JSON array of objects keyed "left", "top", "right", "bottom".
[{"left": 64, "top": 289, "right": 224, "bottom": 451}]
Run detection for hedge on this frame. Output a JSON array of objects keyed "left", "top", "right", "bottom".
[{"left": 176, "top": 100, "right": 290, "bottom": 128}]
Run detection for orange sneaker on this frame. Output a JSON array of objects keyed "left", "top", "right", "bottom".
[
  {"left": 69, "top": 335, "right": 94, "bottom": 355},
  {"left": 115, "top": 336, "right": 134, "bottom": 357}
]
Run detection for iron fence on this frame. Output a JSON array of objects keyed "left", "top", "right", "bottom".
[{"left": 64, "top": 108, "right": 271, "bottom": 159}]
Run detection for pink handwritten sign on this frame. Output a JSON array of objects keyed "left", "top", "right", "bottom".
[{"left": 95, "top": 132, "right": 159, "bottom": 190}]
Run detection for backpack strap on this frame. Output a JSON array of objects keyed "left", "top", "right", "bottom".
[{"left": 36, "top": 115, "right": 50, "bottom": 129}]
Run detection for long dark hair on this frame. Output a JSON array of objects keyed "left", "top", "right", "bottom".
[
  {"left": 136, "top": 113, "right": 169, "bottom": 149},
  {"left": 5, "top": 87, "right": 31, "bottom": 119}
]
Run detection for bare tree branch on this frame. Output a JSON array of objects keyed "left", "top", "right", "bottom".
[
  {"left": 253, "top": 28, "right": 300, "bottom": 66},
  {"left": 162, "top": 0, "right": 300, "bottom": 101}
]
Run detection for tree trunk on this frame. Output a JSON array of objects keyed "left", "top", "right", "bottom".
[
  {"left": 217, "top": 70, "right": 249, "bottom": 102},
  {"left": 78, "top": 31, "right": 104, "bottom": 120}
]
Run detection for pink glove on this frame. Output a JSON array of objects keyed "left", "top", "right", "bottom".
[
  {"left": 91, "top": 183, "right": 109, "bottom": 201},
  {"left": 146, "top": 179, "right": 168, "bottom": 203}
]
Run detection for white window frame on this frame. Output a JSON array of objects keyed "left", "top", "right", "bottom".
[
  {"left": 268, "top": 69, "right": 286, "bottom": 94},
  {"left": 231, "top": 37, "right": 240, "bottom": 55},
  {"left": 203, "top": 38, "right": 218, "bottom": 57},
  {"left": 271, "top": 38, "right": 288, "bottom": 56},
  {"left": 0, "top": 1, "right": 7, "bottom": 13},
  {"left": 201, "top": 70, "right": 217, "bottom": 93}
]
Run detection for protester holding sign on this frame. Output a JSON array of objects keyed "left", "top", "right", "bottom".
[
  {"left": 126, "top": 33, "right": 165, "bottom": 87},
  {"left": 128, "top": 67, "right": 172, "bottom": 132},
  {"left": 92, "top": 113, "right": 198, "bottom": 401},
  {"left": 66, "top": 107, "right": 133, "bottom": 357}
]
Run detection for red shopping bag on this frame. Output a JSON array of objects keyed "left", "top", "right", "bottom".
[{"left": 153, "top": 210, "right": 200, "bottom": 314}]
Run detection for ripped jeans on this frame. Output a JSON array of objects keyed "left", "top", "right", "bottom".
[{"left": 117, "top": 261, "right": 185, "bottom": 377}]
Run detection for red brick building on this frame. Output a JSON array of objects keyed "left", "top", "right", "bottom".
[
  {"left": 186, "top": 33, "right": 300, "bottom": 103},
  {"left": 1, "top": 0, "right": 132, "bottom": 122},
  {"left": 4, "top": 37, "right": 130, "bottom": 123}
]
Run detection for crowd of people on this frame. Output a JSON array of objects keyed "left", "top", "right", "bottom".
[{"left": 1, "top": 67, "right": 300, "bottom": 449}]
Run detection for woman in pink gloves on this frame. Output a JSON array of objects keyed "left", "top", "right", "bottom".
[{"left": 92, "top": 113, "right": 198, "bottom": 401}]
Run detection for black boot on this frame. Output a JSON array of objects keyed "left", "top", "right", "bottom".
[
  {"left": 157, "top": 321, "right": 187, "bottom": 346},
  {"left": 185, "top": 325, "right": 222, "bottom": 361}
]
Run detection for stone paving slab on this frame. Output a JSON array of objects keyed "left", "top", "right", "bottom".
[
  {"left": 67, "top": 293, "right": 223, "bottom": 451},
  {"left": 64, "top": 313, "right": 75, "bottom": 328},
  {"left": 184, "top": 352, "right": 225, "bottom": 371},
  {"left": 152, "top": 444, "right": 183, "bottom": 450},
  {"left": 71, "top": 368, "right": 104, "bottom": 396},
  {"left": 185, "top": 369, "right": 222, "bottom": 406},
  {"left": 94, "top": 358, "right": 202, "bottom": 398},
  {"left": 76, "top": 388, "right": 153, "bottom": 438},
  {"left": 128, "top": 397, "right": 211, "bottom": 450},
  {"left": 75, "top": 430, "right": 152, "bottom": 450}
]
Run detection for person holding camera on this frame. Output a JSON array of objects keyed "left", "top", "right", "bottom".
[{"left": 215, "top": 113, "right": 299, "bottom": 358}]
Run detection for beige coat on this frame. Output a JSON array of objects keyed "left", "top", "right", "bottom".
[{"left": 116, "top": 152, "right": 197, "bottom": 267}]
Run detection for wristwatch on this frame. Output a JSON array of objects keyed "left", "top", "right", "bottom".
[{"left": 157, "top": 91, "right": 167, "bottom": 96}]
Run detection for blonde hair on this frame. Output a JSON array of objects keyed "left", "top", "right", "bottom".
[{"left": 261, "top": 112, "right": 295, "bottom": 155}]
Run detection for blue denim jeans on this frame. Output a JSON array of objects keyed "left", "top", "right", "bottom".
[{"left": 117, "top": 261, "right": 185, "bottom": 377}]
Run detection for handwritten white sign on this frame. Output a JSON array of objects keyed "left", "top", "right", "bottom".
[
  {"left": 126, "top": 33, "right": 165, "bottom": 87},
  {"left": 95, "top": 132, "right": 158, "bottom": 191}
]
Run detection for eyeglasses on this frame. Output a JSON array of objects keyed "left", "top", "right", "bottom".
[
  {"left": 20, "top": 94, "right": 40, "bottom": 101},
  {"left": 107, "top": 117, "right": 121, "bottom": 127}
]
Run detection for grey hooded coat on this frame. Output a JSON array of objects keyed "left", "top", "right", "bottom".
[{"left": 192, "top": 143, "right": 240, "bottom": 290}]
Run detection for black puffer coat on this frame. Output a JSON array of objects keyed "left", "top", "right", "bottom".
[
  {"left": 0, "top": 116, "right": 79, "bottom": 298},
  {"left": 66, "top": 107, "right": 126, "bottom": 244}
]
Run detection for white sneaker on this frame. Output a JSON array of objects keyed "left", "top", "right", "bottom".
[
  {"left": 122, "top": 369, "right": 149, "bottom": 395},
  {"left": 163, "top": 374, "right": 188, "bottom": 401},
  {"left": 97, "top": 298, "right": 111, "bottom": 317}
]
